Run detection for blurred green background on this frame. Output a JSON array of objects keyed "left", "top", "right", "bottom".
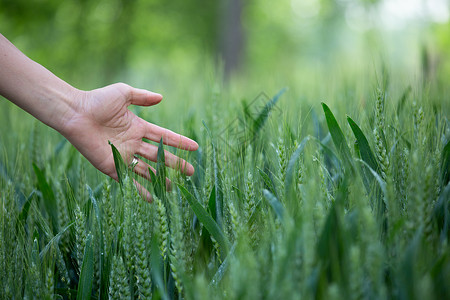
[
  {"left": 2, "top": 0, "right": 449, "bottom": 162},
  {"left": 1, "top": 0, "right": 449, "bottom": 90}
]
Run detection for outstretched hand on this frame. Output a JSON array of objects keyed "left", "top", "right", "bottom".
[
  {"left": 0, "top": 34, "right": 198, "bottom": 200},
  {"left": 62, "top": 83, "right": 198, "bottom": 197}
]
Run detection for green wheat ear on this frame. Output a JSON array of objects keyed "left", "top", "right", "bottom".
[
  {"left": 102, "top": 180, "right": 115, "bottom": 251},
  {"left": 155, "top": 196, "right": 169, "bottom": 260},
  {"left": 109, "top": 255, "right": 130, "bottom": 300},
  {"left": 244, "top": 171, "right": 255, "bottom": 224},
  {"left": 135, "top": 217, "right": 152, "bottom": 299},
  {"left": 169, "top": 193, "right": 186, "bottom": 294},
  {"left": 122, "top": 176, "right": 137, "bottom": 298},
  {"left": 228, "top": 200, "right": 239, "bottom": 241},
  {"left": 277, "top": 137, "right": 287, "bottom": 183},
  {"left": 373, "top": 88, "right": 389, "bottom": 180},
  {"left": 75, "top": 203, "right": 87, "bottom": 270},
  {"left": 2, "top": 64, "right": 449, "bottom": 300}
]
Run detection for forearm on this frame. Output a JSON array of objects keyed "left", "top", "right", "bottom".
[{"left": 0, "top": 33, "right": 79, "bottom": 134}]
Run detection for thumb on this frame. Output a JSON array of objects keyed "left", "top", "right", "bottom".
[{"left": 126, "top": 85, "right": 163, "bottom": 107}]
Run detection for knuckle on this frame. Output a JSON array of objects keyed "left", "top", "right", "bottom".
[{"left": 115, "top": 82, "right": 131, "bottom": 93}]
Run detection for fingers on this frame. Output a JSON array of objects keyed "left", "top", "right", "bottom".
[
  {"left": 142, "top": 122, "right": 199, "bottom": 151},
  {"left": 112, "top": 83, "right": 198, "bottom": 150},
  {"left": 133, "top": 179, "right": 152, "bottom": 202},
  {"left": 137, "top": 142, "right": 195, "bottom": 176},
  {"left": 132, "top": 157, "right": 172, "bottom": 190},
  {"left": 132, "top": 157, "right": 156, "bottom": 180}
]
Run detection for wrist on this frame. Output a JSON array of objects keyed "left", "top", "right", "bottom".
[{"left": 51, "top": 86, "right": 87, "bottom": 137}]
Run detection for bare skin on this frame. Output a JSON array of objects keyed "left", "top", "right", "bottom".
[{"left": 0, "top": 33, "right": 198, "bottom": 199}]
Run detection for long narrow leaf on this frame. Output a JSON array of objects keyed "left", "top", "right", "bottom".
[
  {"left": 311, "top": 136, "right": 343, "bottom": 175},
  {"left": 356, "top": 159, "right": 387, "bottom": 230},
  {"left": 39, "top": 222, "right": 74, "bottom": 260},
  {"left": 434, "top": 183, "right": 450, "bottom": 242},
  {"left": 149, "top": 167, "right": 158, "bottom": 194},
  {"left": 87, "top": 184, "right": 105, "bottom": 299},
  {"left": 178, "top": 184, "right": 230, "bottom": 257},
  {"left": 263, "top": 189, "right": 284, "bottom": 220},
  {"left": 150, "top": 234, "right": 169, "bottom": 300},
  {"left": 208, "top": 185, "right": 217, "bottom": 221},
  {"left": 77, "top": 233, "right": 94, "bottom": 300},
  {"left": 252, "top": 87, "right": 287, "bottom": 135},
  {"left": 441, "top": 139, "right": 450, "bottom": 188},
  {"left": 257, "top": 167, "right": 277, "bottom": 197},
  {"left": 33, "top": 163, "right": 58, "bottom": 233},
  {"left": 356, "top": 159, "right": 387, "bottom": 201},
  {"left": 109, "top": 141, "right": 126, "bottom": 189},
  {"left": 321, "top": 103, "right": 354, "bottom": 171},
  {"left": 210, "top": 243, "right": 236, "bottom": 287},
  {"left": 155, "top": 138, "right": 167, "bottom": 200},
  {"left": 347, "top": 116, "right": 382, "bottom": 200},
  {"left": 316, "top": 201, "right": 346, "bottom": 285},
  {"left": 347, "top": 116, "right": 379, "bottom": 172},
  {"left": 202, "top": 121, "right": 224, "bottom": 229},
  {"left": 18, "top": 190, "right": 37, "bottom": 224}
]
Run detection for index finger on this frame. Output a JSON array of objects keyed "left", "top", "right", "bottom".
[{"left": 142, "top": 121, "right": 199, "bottom": 151}]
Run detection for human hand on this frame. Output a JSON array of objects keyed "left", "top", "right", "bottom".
[
  {"left": 62, "top": 83, "right": 198, "bottom": 198},
  {"left": 0, "top": 34, "right": 198, "bottom": 199}
]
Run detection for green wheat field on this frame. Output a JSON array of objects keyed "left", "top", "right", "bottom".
[{"left": 1, "top": 66, "right": 449, "bottom": 300}]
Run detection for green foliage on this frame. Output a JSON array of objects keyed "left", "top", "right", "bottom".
[
  {"left": 321, "top": 102, "right": 354, "bottom": 172},
  {"left": 109, "top": 141, "right": 127, "bottom": 189},
  {"left": 178, "top": 184, "right": 230, "bottom": 258},
  {"left": 441, "top": 139, "right": 450, "bottom": 188},
  {"left": 77, "top": 234, "right": 94, "bottom": 300},
  {"left": 155, "top": 138, "right": 167, "bottom": 200},
  {"left": 1, "top": 67, "right": 450, "bottom": 300}
]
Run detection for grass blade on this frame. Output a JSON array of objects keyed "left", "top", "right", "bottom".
[
  {"left": 77, "top": 233, "right": 94, "bottom": 300},
  {"left": 257, "top": 167, "right": 277, "bottom": 197},
  {"left": 347, "top": 116, "right": 382, "bottom": 197},
  {"left": 311, "top": 136, "right": 343, "bottom": 175},
  {"left": 155, "top": 137, "right": 167, "bottom": 200},
  {"left": 18, "top": 190, "right": 37, "bottom": 224},
  {"left": 33, "top": 163, "right": 58, "bottom": 233},
  {"left": 39, "top": 222, "right": 74, "bottom": 260},
  {"left": 398, "top": 227, "right": 423, "bottom": 299},
  {"left": 202, "top": 120, "right": 224, "bottom": 229},
  {"left": 441, "top": 138, "right": 450, "bottom": 188},
  {"left": 434, "top": 183, "right": 450, "bottom": 242},
  {"left": 263, "top": 189, "right": 284, "bottom": 220},
  {"left": 252, "top": 87, "right": 287, "bottom": 136},
  {"left": 149, "top": 167, "right": 158, "bottom": 193},
  {"left": 109, "top": 141, "right": 126, "bottom": 189},
  {"left": 150, "top": 234, "right": 170, "bottom": 300},
  {"left": 208, "top": 184, "right": 217, "bottom": 221},
  {"left": 210, "top": 242, "right": 236, "bottom": 287},
  {"left": 356, "top": 158, "right": 387, "bottom": 231},
  {"left": 87, "top": 184, "right": 105, "bottom": 299},
  {"left": 347, "top": 116, "right": 379, "bottom": 172},
  {"left": 178, "top": 184, "right": 230, "bottom": 258},
  {"left": 356, "top": 159, "right": 387, "bottom": 198},
  {"left": 316, "top": 201, "right": 346, "bottom": 287},
  {"left": 321, "top": 103, "right": 353, "bottom": 171}
]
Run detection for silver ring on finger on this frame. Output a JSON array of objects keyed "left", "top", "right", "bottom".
[{"left": 129, "top": 155, "right": 139, "bottom": 169}]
